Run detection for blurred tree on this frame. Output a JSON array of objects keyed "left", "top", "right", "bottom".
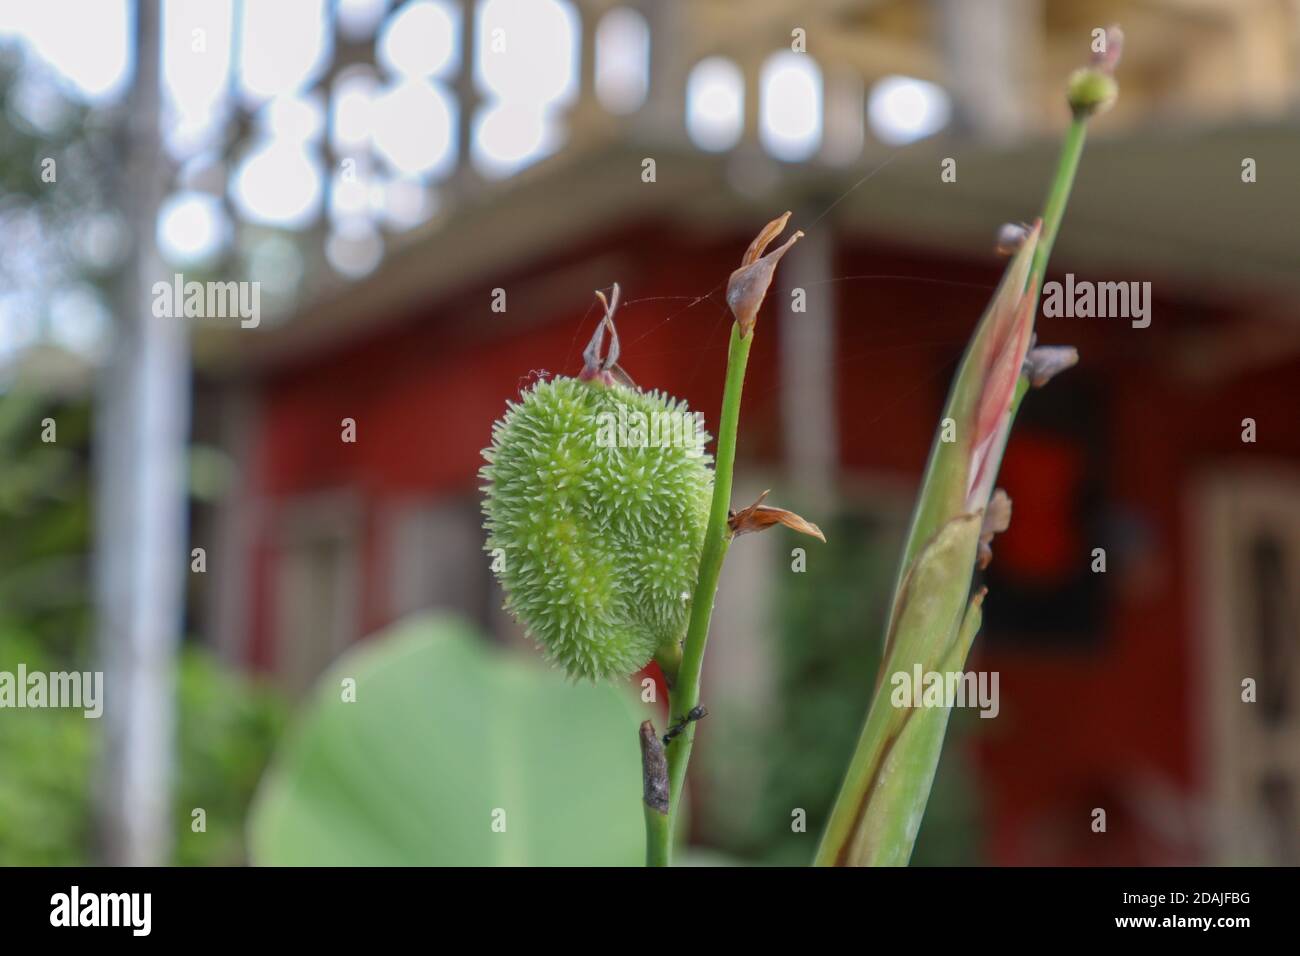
[{"left": 0, "top": 3, "right": 234, "bottom": 866}]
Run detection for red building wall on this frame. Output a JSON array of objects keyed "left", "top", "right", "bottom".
[{"left": 234, "top": 219, "right": 1300, "bottom": 864}]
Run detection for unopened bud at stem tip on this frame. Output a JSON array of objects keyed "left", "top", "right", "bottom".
[{"left": 1068, "top": 24, "right": 1123, "bottom": 117}]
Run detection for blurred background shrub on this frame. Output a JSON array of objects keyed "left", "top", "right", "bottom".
[{"left": 0, "top": 391, "right": 285, "bottom": 865}]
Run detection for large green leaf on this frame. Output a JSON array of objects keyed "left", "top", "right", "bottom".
[{"left": 249, "top": 615, "right": 645, "bottom": 866}]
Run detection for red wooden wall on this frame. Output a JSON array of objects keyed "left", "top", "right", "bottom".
[{"left": 234, "top": 218, "right": 1300, "bottom": 864}]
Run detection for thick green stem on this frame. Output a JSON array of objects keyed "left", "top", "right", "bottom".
[{"left": 663, "top": 324, "right": 753, "bottom": 857}]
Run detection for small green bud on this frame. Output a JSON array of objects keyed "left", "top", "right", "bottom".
[
  {"left": 1068, "top": 24, "right": 1122, "bottom": 118},
  {"left": 481, "top": 375, "right": 712, "bottom": 681},
  {"left": 1067, "top": 67, "right": 1118, "bottom": 117}
]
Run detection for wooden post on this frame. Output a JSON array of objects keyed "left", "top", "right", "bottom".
[
  {"left": 935, "top": 0, "right": 1038, "bottom": 142},
  {"left": 779, "top": 211, "right": 837, "bottom": 506}
]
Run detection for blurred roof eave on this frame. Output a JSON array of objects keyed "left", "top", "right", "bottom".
[{"left": 195, "top": 114, "right": 1300, "bottom": 378}]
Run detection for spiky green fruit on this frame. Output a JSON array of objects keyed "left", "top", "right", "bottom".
[{"left": 481, "top": 376, "right": 713, "bottom": 681}]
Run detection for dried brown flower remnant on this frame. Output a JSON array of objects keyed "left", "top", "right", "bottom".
[
  {"left": 728, "top": 489, "right": 826, "bottom": 542},
  {"left": 580, "top": 284, "right": 632, "bottom": 387},
  {"left": 726, "top": 212, "right": 803, "bottom": 338}
]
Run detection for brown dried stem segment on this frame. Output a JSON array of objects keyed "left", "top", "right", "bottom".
[{"left": 639, "top": 720, "right": 670, "bottom": 867}]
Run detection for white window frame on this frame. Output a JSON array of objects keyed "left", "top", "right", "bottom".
[{"left": 1194, "top": 468, "right": 1300, "bottom": 864}]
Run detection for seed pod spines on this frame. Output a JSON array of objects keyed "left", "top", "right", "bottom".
[{"left": 481, "top": 375, "right": 713, "bottom": 681}]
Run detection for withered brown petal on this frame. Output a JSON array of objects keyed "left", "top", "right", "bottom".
[
  {"left": 729, "top": 489, "right": 826, "bottom": 542},
  {"left": 727, "top": 216, "right": 803, "bottom": 338},
  {"left": 742, "top": 211, "right": 792, "bottom": 267}
]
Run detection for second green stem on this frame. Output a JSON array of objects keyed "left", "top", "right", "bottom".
[{"left": 661, "top": 323, "right": 754, "bottom": 860}]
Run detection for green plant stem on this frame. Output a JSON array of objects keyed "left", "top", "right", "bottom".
[
  {"left": 1029, "top": 116, "right": 1087, "bottom": 294},
  {"left": 813, "top": 112, "right": 1094, "bottom": 869},
  {"left": 644, "top": 806, "right": 670, "bottom": 867},
  {"left": 1006, "top": 117, "right": 1088, "bottom": 458},
  {"left": 660, "top": 323, "right": 753, "bottom": 862}
]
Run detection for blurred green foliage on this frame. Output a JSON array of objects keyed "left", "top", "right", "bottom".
[
  {"left": 0, "top": 393, "right": 92, "bottom": 659},
  {"left": 173, "top": 652, "right": 289, "bottom": 865},
  {"left": 0, "top": 634, "right": 286, "bottom": 866},
  {"left": 0, "top": 391, "right": 286, "bottom": 865},
  {"left": 0, "top": 629, "right": 94, "bottom": 864},
  {"left": 0, "top": 58, "right": 285, "bottom": 865}
]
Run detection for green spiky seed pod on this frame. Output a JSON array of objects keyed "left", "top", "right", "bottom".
[{"left": 481, "top": 375, "right": 713, "bottom": 681}]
